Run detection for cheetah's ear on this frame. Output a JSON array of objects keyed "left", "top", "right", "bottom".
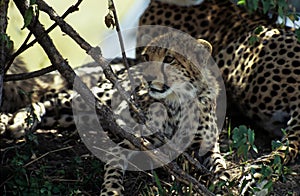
[{"left": 197, "top": 39, "right": 212, "bottom": 54}]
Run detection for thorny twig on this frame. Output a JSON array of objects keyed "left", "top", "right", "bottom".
[{"left": 13, "top": 0, "right": 213, "bottom": 195}]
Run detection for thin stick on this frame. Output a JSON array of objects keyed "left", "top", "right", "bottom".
[
  {"left": 6, "top": 0, "right": 83, "bottom": 72},
  {"left": 4, "top": 65, "right": 56, "bottom": 81},
  {"left": 23, "top": 146, "right": 74, "bottom": 167},
  {"left": 108, "top": 0, "right": 136, "bottom": 100},
  {"left": 0, "top": 146, "right": 74, "bottom": 187}
]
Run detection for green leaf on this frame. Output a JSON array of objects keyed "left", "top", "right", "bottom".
[
  {"left": 271, "top": 140, "right": 282, "bottom": 150},
  {"left": 261, "top": 0, "right": 271, "bottom": 14},
  {"left": 252, "top": 144, "right": 258, "bottom": 153},
  {"left": 21, "top": 4, "right": 39, "bottom": 30},
  {"left": 0, "top": 33, "right": 13, "bottom": 51},
  {"left": 243, "top": 145, "right": 249, "bottom": 158},
  {"left": 261, "top": 165, "right": 272, "bottom": 178},
  {"left": 263, "top": 180, "right": 273, "bottom": 190},
  {"left": 153, "top": 172, "right": 165, "bottom": 196},
  {"left": 22, "top": 7, "right": 34, "bottom": 30},
  {"left": 254, "top": 25, "right": 264, "bottom": 35},
  {"left": 251, "top": 0, "right": 259, "bottom": 11},
  {"left": 273, "top": 155, "right": 281, "bottom": 165},
  {"left": 277, "top": 6, "right": 284, "bottom": 19},
  {"left": 281, "top": 129, "right": 287, "bottom": 136},
  {"left": 52, "top": 186, "right": 60, "bottom": 194},
  {"left": 237, "top": 145, "right": 244, "bottom": 155},
  {"left": 248, "top": 128, "right": 255, "bottom": 145},
  {"left": 237, "top": 0, "right": 246, "bottom": 5},
  {"left": 40, "top": 187, "right": 48, "bottom": 194},
  {"left": 277, "top": 0, "right": 287, "bottom": 8},
  {"left": 249, "top": 35, "right": 259, "bottom": 45}
]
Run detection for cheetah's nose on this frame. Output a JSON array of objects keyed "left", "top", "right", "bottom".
[
  {"left": 148, "top": 81, "right": 169, "bottom": 94},
  {"left": 148, "top": 80, "right": 173, "bottom": 99}
]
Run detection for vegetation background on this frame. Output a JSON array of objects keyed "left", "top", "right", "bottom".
[{"left": 7, "top": 0, "right": 149, "bottom": 70}]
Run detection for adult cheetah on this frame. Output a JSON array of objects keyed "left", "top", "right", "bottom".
[{"left": 138, "top": 0, "right": 300, "bottom": 167}]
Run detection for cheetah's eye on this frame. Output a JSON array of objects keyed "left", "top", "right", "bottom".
[
  {"left": 142, "top": 54, "right": 150, "bottom": 62},
  {"left": 163, "top": 55, "right": 175, "bottom": 64}
]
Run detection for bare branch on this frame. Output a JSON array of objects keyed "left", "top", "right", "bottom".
[
  {"left": 13, "top": 0, "right": 94, "bottom": 108},
  {"left": 4, "top": 65, "right": 56, "bottom": 81},
  {"left": 6, "top": 0, "right": 83, "bottom": 72},
  {"left": 5, "top": 31, "right": 33, "bottom": 73},
  {"left": 107, "top": 0, "right": 129, "bottom": 67},
  {"left": 107, "top": 0, "right": 135, "bottom": 99}
]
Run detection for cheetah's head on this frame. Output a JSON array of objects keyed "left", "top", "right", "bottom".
[{"left": 141, "top": 32, "right": 216, "bottom": 104}]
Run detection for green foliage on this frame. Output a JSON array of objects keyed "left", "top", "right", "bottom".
[
  {"left": 238, "top": 0, "right": 284, "bottom": 16},
  {"left": 238, "top": 0, "right": 300, "bottom": 41},
  {"left": 0, "top": 33, "right": 13, "bottom": 52},
  {"left": 229, "top": 125, "right": 295, "bottom": 195},
  {"left": 153, "top": 172, "right": 167, "bottom": 196},
  {"left": 21, "top": 2, "right": 39, "bottom": 30},
  {"left": 261, "top": 0, "right": 274, "bottom": 14},
  {"left": 142, "top": 172, "right": 195, "bottom": 196},
  {"left": 2, "top": 139, "right": 104, "bottom": 195},
  {"left": 231, "top": 125, "right": 258, "bottom": 161},
  {"left": 249, "top": 25, "right": 264, "bottom": 45},
  {"left": 271, "top": 140, "right": 284, "bottom": 150},
  {"left": 237, "top": 0, "right": 246, "bottom": 5},
  {"left": 253, "top": 25, "right": 264, "bottom": 34},
  {"left": 246, "top": 137, "right": 291, "bottom": 194},
  {"left": 249, "top": 36, "right": 260, "bottom": 45}
]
